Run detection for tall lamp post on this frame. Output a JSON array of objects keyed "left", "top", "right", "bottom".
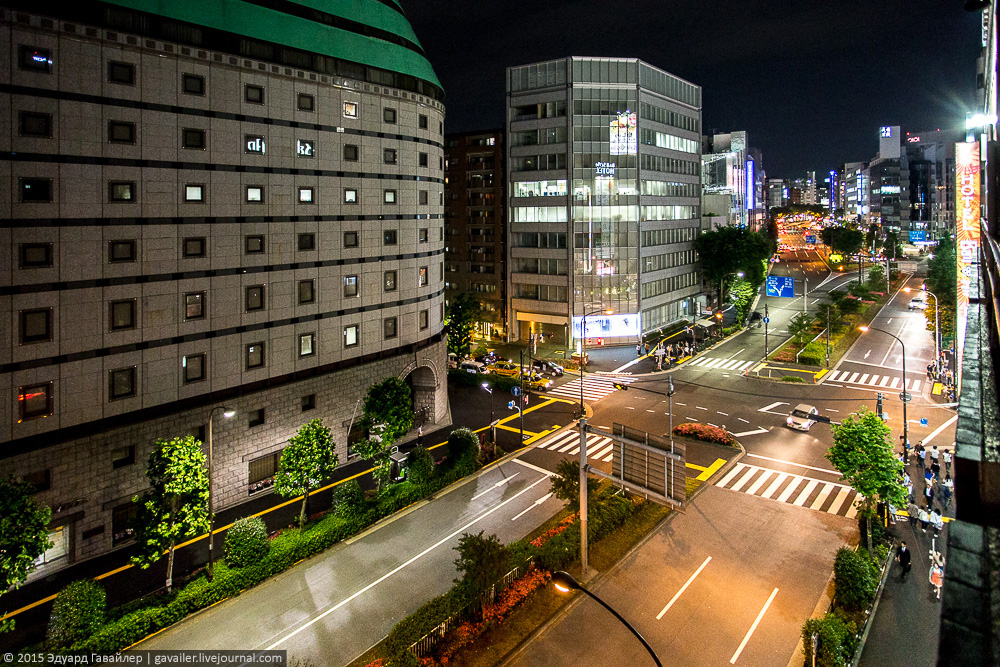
[
  {"left": 481, "top": 382, "right": 496, "bottom": 445},
  {"left": 577, "top": 307, "right": 614, "bottom": 418},
  {"left": 551, "top": 571, "right": 663, "bottom": 667},
  {"left": 904, "top": 285, "right": 940, "bottom": 375},
  {"left": 206, "top": 406, "right": 236, "bottom": 582},
  {"left": 858, "top": 326, "right": 908, "bottom": 446}
]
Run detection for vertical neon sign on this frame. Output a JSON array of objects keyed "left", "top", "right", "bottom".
[{"left": 955, "top": 141, "right": 981, "bottom": 387}]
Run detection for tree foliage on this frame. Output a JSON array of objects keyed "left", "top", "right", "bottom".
[
  {"left": 446, "top": 293, "right": 481, "bottom": 357},
  {"left": 445, "top": 427, "right": 480, "bottom": 468},
  {"left": 925, "top": 237, "right": 957, "bottom": 345},
  {"left": 0, "top": 477, "right": 52, "bottom": 632},
  {"left": 694, "top": 225, "right": 776, "bottom": 306},
  {"left": 453, "top": 531, "right": 509, "bottom": 601},
  {"left": 46, "top": 579, "right": 106, "bottom": 648},
  {"left": 362, "top": 377, "right": 414, "bottom": 445},
  {"left": 132, "top": 436, "right": 210, "bottom": 592},
  {"left": 275, "top": 419, "right": 338, "bottom": 526},
  {"left": 820, "top": 227, "right": 865, "bottom": 257},
  {"left": 788, "top": 312, "right": 815, "bottom": 346},
  {"left": 549, "top": 459, "right": 599, "bottom": 511}
]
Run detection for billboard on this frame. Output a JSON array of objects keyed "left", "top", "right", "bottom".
[
  {"left": 955, "top": 141, "right": 981, "bottom": 388},
  {"left": 746, "top": 159, "right": 755, "bottom": 211},
  {"left": 610, "top": 111, "right": 637, "bottom": 155},
  {"left": 572, "top": 313, "right": 640, "bottom": 339}
]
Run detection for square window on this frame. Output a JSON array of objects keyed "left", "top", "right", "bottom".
[
  {"left": 419, "top": 309, "right": 429, "bottom": 330},
  {"left": 298, "top": 187, "right": 314, "bottom": 204},
  {"left": 299, "top": 333, "right": 315, "bottom": 357},
  {"left": 343, "top": 231, "right": 359, "bottom": 248},
  {"left": 246, "top": 285, "right": 265, "bottom": 311},
  {"left": 18, "top": 382, "right": 53, "bottom": 421},
  {"left": 112, "top": 502, "right": 137, "bottom": 544},
  {"left": 182, "top": 237, "right": 206, "bottom": 258},
  {"left": 301, "top": 393, "right": 316, "bottom": 411},
  {"left": 419, "top": 190, "right": 429, "bottom": 205},
  {"left": 419, "top": 228, "right": 428, "bottom": 244},
  {"left": 23, "top": 469, "right": 51, "bottom": 494},
  {"left": 343, "top": 144, "right": 359, "bottom": 161},
  {"left": 109, "top": 367, "right": 136, "bottom": 400},
  {"left": 383, "top": 107, "right": 397, "bottom": 124},
  {"left": 297, "top": 93, "right": 314, "bottom": 111},
  {"left": 184, "top": 292, "right": 205, "bottom": 320},
  {"left": 295, "top": 139, "right": 315, "bottom": 158},
  {"left": 112, "top": 445, "right": 135, "bottom": 469},
  {"left": 419, "top": 114, "right": 428, "bottom": 130},
  {"left": 344, "top": 188, "right": 358, "bottom": 203},
  {"left": 182, "top": 128, "right": 206, "bottom": 149},
  {"left": 19, "top": 243, "right": 52, "bottom": 268},
  {"left": 343, "top": 101, "right": 358, "bottom": 118},
  {"left": 183, "top": 353, "right": 206, "bottom": 383},
  {"left": 20, "top": 308, "right": 51, "bottom": 344},
  {"left": 383, "top": 229, "right": 397, "bottom": 246},
  {"left": 245, "top": 84, "right": 264, "bottom": 104},
  {"left": 110, "top": 299, "right": 136, "bottom": 331},
  {"left": 298, "top": 279, "right": 315, "bottom": 304},
  {"left": 245, "top": 235, "right": 265, "bottom": 254},
  {"left": 108, "top": 61, "right": 135, "bottom": 85},
  {"left": 19, "top": 45, "right": 52, "bottom": 73},
  {"left": 343, "top": 275, "right": 358, "bottom": 297},
  {"left": 185, "top": 184, "right": 204, "bottom": 202},
  {"left": 249, "top": 408, "right": 265, "bottom": 428},
  {"left": 419, "top": 152, "right": 428, "bottom": 167},
  {"left": 298, "top": 233, "right": 316, "bottom": 251},
  {"left": 384, "top": 189, "right": 397, "bottom": 204},
  {"left": 248, "top": 451, "right": 280, "bottom": 495},
  {"left": 246, "top": 342, "right": 265, "bottom": 369},
  {"left": 109, "top": 181, "right": 135, "bottom": 202},
  {"left": 419, "top": 266, "right": 429, "bottom": 287},
  {"left": 108, "top": 120, "right": 135, "bottom": 144},
  {"left": 20, "top": 178, "right": 52, "bottom": 203},
  {"left": 384, "top": 317, "right": 397, "bottom": 339},
  {"left": 344, "top": 324, "right": 359, "bottom": 347},
  {"left": 244, "top": 134, "right": 266, "bottom": 154},
  {"left": 246, "top": 186, "right": 264, "bottom": 203},
  {"left": 383, "top": 270, "right": 397, "bottom": 292},
  {"left": 19, "top": 111, "right": 52, "bottom": 137},
  {"left": 109, "top": 240, "right": 136, "bottom": 263},
  {"left": 384, "top": 148, "right": 397, "bottom": 164},
  {"left": 182, "top": 73, "right": 205, "bottom": 95}
]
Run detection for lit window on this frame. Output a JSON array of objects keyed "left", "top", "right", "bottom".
[
  {"left": 184, "top": 292, "right": 205, "bottom": 320},
  {"left": 19, "top": 382, "right": 53, "bottom": 421},
  {"left": 299, "top": 333, "right": 315, "bottom": 357},
  {"left": 246, "top": 186, "right": 264, "bottom": 203},
  {"left": 343, "top": 101, "right": 359, "bottom": 118},
  {"left": 419, "top": 266, "right": 429, "bottom": 287},
  {"left": 185, "top": 184, "right": 204, "bottom": 202},
  {"left": 246, "top": 342, "right": 265, "bottom": 370},
  {"left": 343, "top": 275, "right": 358, "bottom": 297},
  {"left": 19, "top": 45, "right": 52, "bottom": 73},
  {"left": 383, "top": 270, "right": 397, "bottom": 292},
  {"left": 109, "top": 181, "right": 135, "bottom": 202},
  {"left": 298, "top": 187, "right": 314, "bottom": 204},
  {"left": 384, "top": 189, "right": 396, "bottom": 204},
  {"left": 183, "top": 354, "right": 206, "bottom": 383},
  {"left": 344, "top": 188, "right": 358, "bottom": 203},
  {"left": 344, "top": 324, "right": 359, "bottom": 347}
]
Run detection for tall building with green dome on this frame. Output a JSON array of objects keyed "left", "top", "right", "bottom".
[{"left": 0, "top": 0, "right": 447, "bottom": 575}]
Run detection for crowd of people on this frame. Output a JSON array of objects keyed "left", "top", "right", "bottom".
[{"left": 895, "top": 439, "right": 953, "bottom": 597}]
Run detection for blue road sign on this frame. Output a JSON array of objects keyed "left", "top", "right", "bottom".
[
  {"left": 763, "top": 316, "right": 770, "bottom": 324},
  {"left": 766, "top": 276, "right": 795, "bottom": 298},
  {"left": 508, "top": 400, "right": 516, "bottom": 410},
  {"left": 920, "top": 418, "right": 928, "bottom": 426},
  {"left": 909, "top": 230, "right": 926, "bottom": 243},
  {"left": 511, "top": 386, "right": 521, "bottom": 396},
  {"left": 805, "top": 235, "right": 817, "bottom": 244}
]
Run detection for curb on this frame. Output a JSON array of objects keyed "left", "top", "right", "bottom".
[{"left": 850, "top": 548, "right": 894, "bottom": 666}]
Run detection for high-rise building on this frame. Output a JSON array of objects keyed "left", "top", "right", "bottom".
[
  {"left": 903, "top": 129, "right": 960, "bottom": 242},
  {"left": 701, "top": 131, "right": 764, "bottom": 229},
  {"left": 505, "top": 57, "right": 704, "bottom": 348},
  {"left": 1, "top": 2, "right": 447, "bottom": 575},
  {"left": 765, "top": 178, "right": 787, "bottom": 209}
]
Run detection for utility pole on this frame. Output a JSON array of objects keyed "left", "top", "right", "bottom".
[
  {"left": 803, "top": 276, "right": 808, "bottom": 314},
  {"left": 579, "top": 416, "right": 589, "bottom": 576},
  {"left": 826, "top": 304, "right": 831, "bottom": 367},
  {"left": 667, "top": 375, "right": 675, "bottom": 450},
  {"left": 764, "top": 303, "right": 769, "bottom": 358},
  {"left": 519, "top": 349, "right": 525, "bottom": 444}
]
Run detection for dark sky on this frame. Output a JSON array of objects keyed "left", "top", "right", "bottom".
[{"left": 405, "top": 1, "right": 983, "bottom": 180}]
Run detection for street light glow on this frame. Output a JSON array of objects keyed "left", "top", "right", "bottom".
[
  {"left": 966, "top": 113, "right": 997, "bottom": 129},
  {"left": 858, "top": 326, "right": 870, "bottom": 332},
  {"left": 222, "top": 409, "right": 236, "bottom": 418}
]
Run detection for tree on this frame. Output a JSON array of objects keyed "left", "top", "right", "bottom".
[
  {"left": 865, "top": 264, "right": 886, "bottom": 292},
  {"left": 445, "top": 427, "right": 481, "bottom": 470},
  {"left": 0, "top": 477, "right": 52, "bottom": 632},
  {"left": 788, "top": 312, "right": 814, "bottom": 346},
  {"left": 884, "top": 231, "right": 904, "bottom": 259},
  {"left": 132, "top": 435, "right": 210, "bottom": 593},
  {"left": 362, "top": 377, "right": 414, "bottom": 445},
  {"left": 446, "top": 293, "right": 481, "bottom": 357},
  {"left": 274, "top": 419, "right": 338, "bottom": 527},
  {"left": 820, "top": 227, "right": 864, "bottom": 257},
  {"left": 826, "top": 408, "right": 906, "bottom": 552},
  {"left": 549, "top": 459, "right": 599, "bottom": 511},
  {"left": 925, "top": 237, "right": 958, "bottom": 346},
  {"left": 694, "top": 226, "right": 776, "bottom": 307},
  {"left": 453, "top": 531, "right": 509, "bottom": 601}
]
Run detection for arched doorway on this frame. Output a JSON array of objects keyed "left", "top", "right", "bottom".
[{"left": 402, "top": 364, "right": 437, "bottom": 428}]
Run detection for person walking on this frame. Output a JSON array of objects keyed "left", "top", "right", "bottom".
[
  {"left": 417, "top": 425, "right": 423, "bottom": 446},
  {"left": 942, "top": 476, "right": 954, "bottom": 511},
  {"left": 907, "top": 500, "right": 920, "bottom": 528},
  {"left": 930, "top": 507, "right": 944, "bottom": 536},
  {"left": 636, "top": 343, "right": 642, "bottom": 357},
  {"left": 917, "top": 442, "right": 927, "bottom": 471},
  {"left": 944, "top": 449, "right": 953, "bottom": 474},
  {"left": 645, "top": 342, "right": 650, "bottom": 355},
  {"left": 924, "top": 483, "right": 935, "bottom": 506},
  {"left": 929, "top": 554, "right": 945, "bottom": 600},
  {"left": 918, "top": 506, "right": 930, "bottom": 533},
  {"left": 896, "top": 541, "right": 912, "bottom": 580}
]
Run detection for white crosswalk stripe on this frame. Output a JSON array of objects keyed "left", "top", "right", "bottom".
[
  {"left": 825, "top": 370, "right": 923, "bottom": 392},
  {"left": 547, "top": 375, "right": 636, "bottom": 402},
  {"left": 714, "top": 463, "right": 861, "bottom": 517},
  {"left": 687, "top": 357, "right": 755, "bottom": 371},
  {"left": 532, "top": 429, "right": 621, "bottom": 463}
]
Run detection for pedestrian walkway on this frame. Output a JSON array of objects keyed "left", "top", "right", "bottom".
[
  {"left": 532, "top": 428, "right": 618, "bottom": 462},
  {"left": 715, "top": 463, "right": 861, "bottom": 517},
  {"left": 823, "top": 370, "right": 923, "bottom": 392},
  {"left": 683, "top": 356, "right": 757, "bottom": 372},
  {"left": 547, "top": 375, "right": 636, "bottom": 402}
]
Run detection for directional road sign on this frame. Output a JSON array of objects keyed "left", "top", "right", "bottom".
[
  {"left": 766, "top": 276, "right": 795, "bottom": 298},
  {"left": 899, "top": 392, "right": 912, "bottom": 403},
  {"left": 511, "top": 386, "right": 521, "bottom": 396},
  {"left": 763, "top": 316, "right": 770, "bottom": 324},
  {"left": 805, "top": 235, "right": 817, "bottom": 244}
]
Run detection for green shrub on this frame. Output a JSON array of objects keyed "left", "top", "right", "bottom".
[
  {"left": 833, "top": 547, "right": 879, "bottom": 611},
  {"left": 407, "top": 446, "right": 434, "bottom": 485},
  {"left": 224, "top": 516, "right": 270, "bottom": 568},
  {"left": 782, "top": 375, "right": 806, "bottom": 383},
  {"left": 446, "top": 427, "right": 480, "bottom": 467},
  {"left": 332, "top": 479, "right": 365, "bottom": 518},
  {"left": 802, "top": 610, "right": 857, "bottom": 667},
  {"left": 47, "top": 579, "right": 106, "bottom": 648},
  {"left": 453, "top": 531, "right": 509, "bottom": 600}
]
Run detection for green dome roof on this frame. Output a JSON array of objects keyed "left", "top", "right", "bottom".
[{"left": 105, "top": 0, "right": 441, "bottom": 91}]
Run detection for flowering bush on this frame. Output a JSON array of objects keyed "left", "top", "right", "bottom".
[
  {"left": 437, "top": 620, "right": 483, "bottom": 664},
  {"left": 673, "top": 422, "right": 737, "bottom": 447},
  {"left": 530, "top": 514, "right": 577, "bottom": 548},
  {"left": 481, "top": 567, "right": 550, "bottom": 624}
]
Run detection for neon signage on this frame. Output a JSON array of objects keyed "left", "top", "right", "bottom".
[
  {"left": 595, "top": 161, "right": 617, "bottom": 176},
  {"left": 955, "top": 141, "right": 981, "bottom": 388},
  {"left": 296, "top": 140, "right": 314, "bottom": 157}
]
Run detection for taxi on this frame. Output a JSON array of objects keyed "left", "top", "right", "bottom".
[
  {"left": 521, "top": 372, "right": 553, "bottom": 392},
  {"left": 487, "top": 360, "right": 520, "bottom": 377}
]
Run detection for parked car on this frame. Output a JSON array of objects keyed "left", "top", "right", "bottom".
[
  {"left": 786, "top": 404, "right": 820, "bottom": 431},
  {"left": 459, "top": 360, "right": 486, "bottom": 374},
  {"left": 908, "top": 298, "right": 928, "bottom": 310},
  {"left": 487, "top": 360, "right": 520, "bottom": 377},
  {"left": 521, "top": 372, "right": 552, "bottom": 392},
  {"left": 532, "top": 359, "right": 565, "bottom": 377},
  {"left": 448, "top": 353, "right": 459, "bottom": 369}
]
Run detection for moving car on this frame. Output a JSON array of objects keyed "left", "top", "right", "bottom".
[
  {"left": 459, "top": 360, "right": 486, "bottom": 374},
  {"left": 786, "top": 404, "right": 820, "bottom": 431},
  {"left": 532, "top": 359, "right": 565, "bottom": 377},
  {"left": 521, "top": 372, "right": 553, "bottom": 392},
  {"left": 908, "top": 298, "right": 928, "bottom": 310},
  {"left": 487, "top": 360, "right": 520, "bottom": 377}
]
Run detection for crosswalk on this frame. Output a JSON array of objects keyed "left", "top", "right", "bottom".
[
  {"left": 823, "top": 370, "right": 922, "bottom": 392},
  {"left": 715, "top": 463, "right": 860, "bottom": 518},
  {"left": 684, "top": 356, "right": 757, "bottom": 372},
  {"left": 532, "top": 428, "right": 619, "bottom": 463},
  {"left": 547, "top": 375, "right": 636, "bottom": 402}
]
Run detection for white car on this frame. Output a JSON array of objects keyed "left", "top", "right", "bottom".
[
  {"left": 786, "top": 404, "right": 820, "bottom": 431},
  {"left": 908, "top": 298, "right": 928, "bottom": 310}
]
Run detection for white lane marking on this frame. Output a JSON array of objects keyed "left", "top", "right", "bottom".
[
  {"left": 859, "top": 374, "right": 871, "bottom": 385},
  {"left": 827, "top": 409, "right": 839, "bottom": 413},
  {"left": 726, "top": 348, "right": 746, "bottom": 360},
  {"left": 730, "top": 468, "right": 758, "bottom": 492},
  {"left": 512, "top": 458, "right": 556, "bottom": 476},
  {"left": 718, "top": 412, "right": 729, "bottom": 416},
  {"left": 656, "top": 556, "right": 713, "bottom": 620},
  {"left": 921, "top": 415, "right": 959, "bottom": 446},
  {"left": 745, "top": 453, "right": 841, "bottom": 476},
  {"left": 696, "top": 406, "right": 709, "bottom": 411},
  {"left": 738, "top": 418, "right": 750, "bottom": 423},
  {"left": 760, "top": 473, "right": 788, "bottom": 500},
  {"left": 471, "top": 472, "right": 520, "bottom": 500},
  {"left": 676, "top": 402, "right": 687, "bottom": 406},
  {"left": 686, "top": 416, "right": 699, "bottom": 422},
  {"left": 793, "top": 480, "right": 819, "bottom": 506},
  {"left": 745, "top": 470, "right": 774, "bottom": 495},
  {"left": 730, "top": 589, "right": 779, "bottom": 664},
  {"left": 511, "top": 492, "right": 554, "bottom": 521},
  {"left": 263, "top": 473, "right": 552, "bottom": 650},
  {"left": 848, "top": 373, "right": 861, "bottom": 383},
  {"left": 879, "top": 376, "right": 891, "bottom": 387},
  {"left": 890, "top": 377, "right": 900, "bottom": 389},
  {"left": 732, "top": 427, "right": 768, "bottom": 437},
  {"left": 864, "top": 349, "right": 872, "bottom": 359},
  {"left": 758, "top": 401, "right": 789, "bottom": 415},
  {"left": 717, "top": 463, "right": 745, "bottom": 487},
  {"left": 775, "top": 478, "right": 802, "bottom": 503}
]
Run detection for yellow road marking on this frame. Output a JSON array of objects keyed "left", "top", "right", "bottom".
[
  {"left": 496, "top": 424, "right": 539, "bottom": 437},
  {"left": 933, "top": 383, "right": 943, "bottom": 395},
  {"left": 814, "top": 369, "right": 829, "bottom": 379},
  {"left": 686, "top": 462, "right": 707, "bottom": 472},
  {"left": 695, "top": 458, "right": 727, "bottom": 482},
  {"left": 524, "top": 429, "right": 553, "bottom": 445}
]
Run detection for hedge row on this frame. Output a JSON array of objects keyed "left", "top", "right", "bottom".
[{"left": 672, "top": 423, "right": 737, "bottom": 447}]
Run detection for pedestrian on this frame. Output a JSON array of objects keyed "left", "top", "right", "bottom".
[
  {"left": 417, "top": 425, "right": 423, "bottom": 446},
  {"left": 931, "top": 445, "right": 940, "bottom": 465},
  {"left": 930, "top": 507, "right": 944, "bottom": 536},
  {"left": 931, "top": 459, "right": 941, "bottom": 479},
  {"left": 636, "top": 343, "right": 642, "bottom": 356},
  {"left": 924, "top": 466, "right": 934, "bottom": 487},
  {"left": 907, "top": 500, "right": 920, "bottom": 528},
  {"left": 944, "top": 449, "right": 953, "bottom": 474},
  {"left": 942, "top": 476, "right": 954, "bottom": 510},
  {"left": 904, "top": 479, "right": 913, "bottom": 504},
  {"left": 645, "top": 343, "right": 650, "bottom": 355},
  {"left": 903, "top": 470, "right": 911, "bottom": 487},
  {"left": 896, "top": 541, "right": 912, "bottom": 580},
  {"left": 918, "top": 506, "right": 930, "bottom": 533},
  {"left": 929, "top": 554, "right": 945, "bottom": 600},
  {"left": 919, "top": 445, "right": 928, "bottom": 472},
  {"left": 924, "top": 483, "right": 935, "bottom": 505}
]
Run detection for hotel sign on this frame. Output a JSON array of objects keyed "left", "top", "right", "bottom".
[{"left": 955, "top": 141, "right": 981, "bottom": 387}]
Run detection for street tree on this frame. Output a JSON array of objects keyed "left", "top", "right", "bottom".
[
  {"left": 884, "top": 231, "right": 904, "bottom": 259},
  {"left": 694, "top": 226, "right": 776, "bottom": 307},
  {"left": 352, "top": 423, "right": 393, "bottom": 492},
  {"left": 820, "top": 227, "right": 865, "bottom": 257},
  {"left": 926, "top": 237, "right": 958, "bottom": 346},
  {"left": 274, "top": 419, "right": 339, "bottom": 526},
  {"left": 0, "top": 477, "right": 52, "bottom": 632},
  {"left": 453, "top": 531, "right": 509, "bottom": 601},
  {"left": 362, "top": 376, "right": 414, "bottom": 444},
  {"left": 446, "top": 292, "right": 481, "bottom": 357},
  {"left": 132, "top": 435, "right": 210, "bottom": 593},
  {"left": 549, "top": 459, "right": 599, "bottom": 512},
  {"left": 788, "top": 312, "right": 814, "bottom": 346},
  {"left": 826, "top": 408, "right": 906, "bottom": 551}
]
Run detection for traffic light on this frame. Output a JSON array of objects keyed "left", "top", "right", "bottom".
[{"left": 613, "top": 382, "right": 628, "bottom": 391}]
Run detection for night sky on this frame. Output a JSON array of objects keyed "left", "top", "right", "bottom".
[{"left": 405, "top": 1, "right": 983, "bottom": 180}]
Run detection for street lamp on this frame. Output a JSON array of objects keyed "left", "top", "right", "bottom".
[
  {"left": 206, "top": 406, "right": 236, "bottom": 582},
  {"left": 551, "top": 571, "right": 663, "bottom": 667},
  {"left": 481, "top": 382, "right": 495, "bottom": 445},
  {"left": 858, "top": 326, "right": 908, "bottom": 447},
  {"left": 578, "top": 308, "right": 613, "bottom": 417},
  {"left": 903, "top": 285, "right": 940, "bottom": 375}
]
